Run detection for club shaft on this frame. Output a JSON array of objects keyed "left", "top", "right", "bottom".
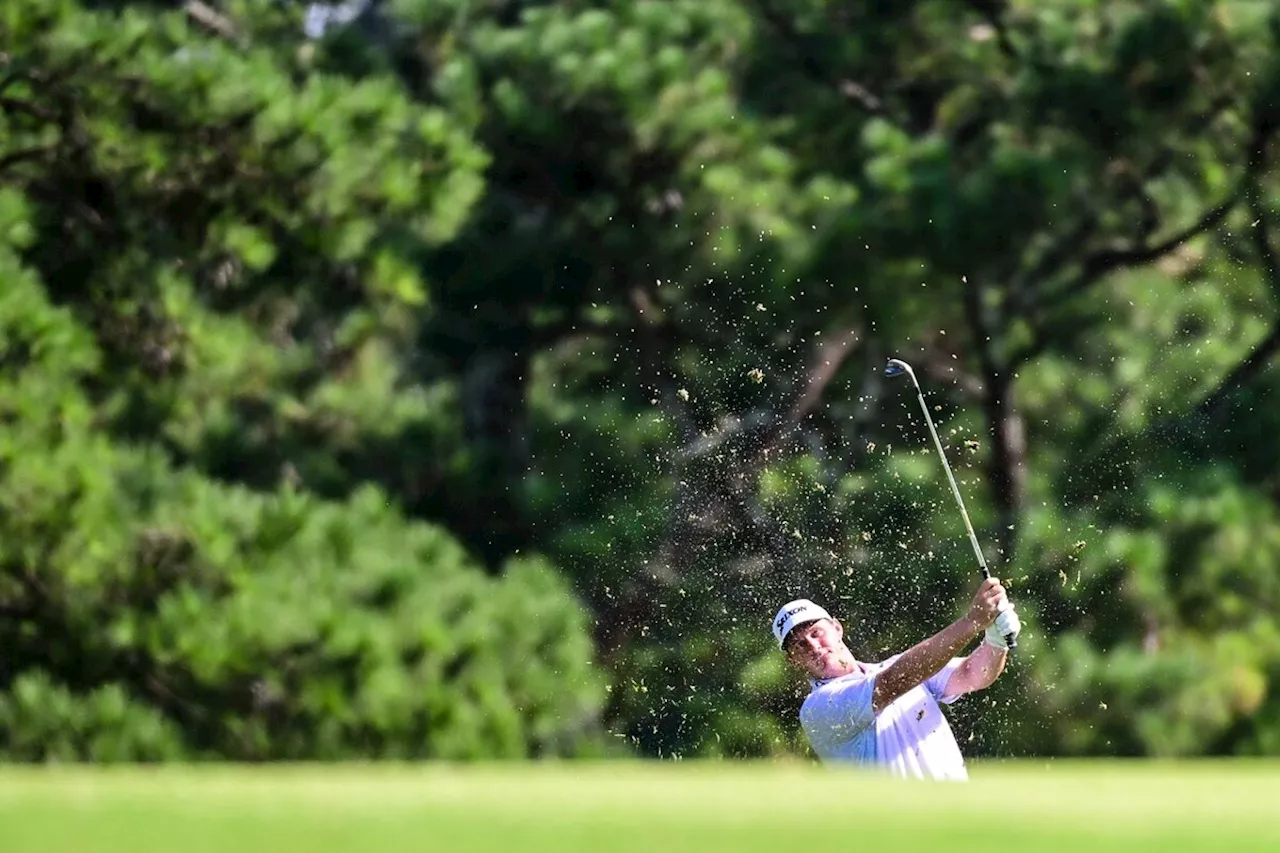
[
  {"left": 892, "top": 363, "right": 1015, "bottom": 649},
  {"left": 908, "top": 383, "right": 990, "bottom": 578}
]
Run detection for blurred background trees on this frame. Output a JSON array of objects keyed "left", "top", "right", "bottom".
[{"left": 2, "top": 0, "right": 1280, "bottom": 761}]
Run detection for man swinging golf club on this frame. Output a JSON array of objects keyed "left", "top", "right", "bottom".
[
  {"left": 773, "top": 579, "right": 1020, "bottom": 780},
  {"left": 772, "top": 356, "right": 1021, "bottom": 780}
]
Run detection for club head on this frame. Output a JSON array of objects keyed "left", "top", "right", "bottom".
[{"left": 884, "top": 358, "right": 911, "bottom": 378}]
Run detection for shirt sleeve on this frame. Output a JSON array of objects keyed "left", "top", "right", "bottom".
[
  {"left": 800, "top": 673, "right": 877, "bottom": 741},
  {"left": 924, "top": 657, "right": 967, "bottom": 705}
]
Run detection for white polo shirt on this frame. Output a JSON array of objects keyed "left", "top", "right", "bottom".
[{"left": 799, "top": 655, "right": 969, "bottom": 781}]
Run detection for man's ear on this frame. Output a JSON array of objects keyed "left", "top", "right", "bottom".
[{"left": 831, "top": 618, "right": 844, "bottom": 641}]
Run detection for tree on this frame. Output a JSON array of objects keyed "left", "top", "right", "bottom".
[{"left": 0, "top": 0, "right": 606, "bottom": 761}]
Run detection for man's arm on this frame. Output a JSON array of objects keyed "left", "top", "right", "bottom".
[
  {"left": 871, "top": 577, "right": 1005, "bottom": 715},
  {"left": 871, "top": 616, "right": 981, "bottom": 715},
  {"left": 942, "top": 641, "right": 1007, "bottom": 698},
  {"left": 943, "top": 604, "right": 1022, "bottom": 698}
]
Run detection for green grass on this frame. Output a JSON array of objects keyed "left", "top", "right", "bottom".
[{"left": 1, "top": 759, "right": 1278, "bottom": 852}]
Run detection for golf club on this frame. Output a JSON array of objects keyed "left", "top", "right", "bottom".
[{"left": 883, "top": 357, "right": 1017, "bottom": 650}]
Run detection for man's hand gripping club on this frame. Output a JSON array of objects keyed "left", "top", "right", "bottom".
[{"left": 982, "top": 581, "right": 1021, "bottom": 651}]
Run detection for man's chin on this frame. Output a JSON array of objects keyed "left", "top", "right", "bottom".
[{"left": 817, "top": 658, "right": 852, "bottom": 679}]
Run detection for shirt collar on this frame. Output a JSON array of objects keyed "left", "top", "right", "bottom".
[{"left": 809, "top": 660, "right": 874, "bottom": 688}]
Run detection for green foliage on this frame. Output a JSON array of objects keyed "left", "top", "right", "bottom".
[
  {"left": 0, "top": 0, "right": 603, "bottom": 762},
  {"left": 5, "top": 0, "right": 1280, "bottom": 764},
  {"left": 0, "top": 251, "right": 604, "bottom": 760}
]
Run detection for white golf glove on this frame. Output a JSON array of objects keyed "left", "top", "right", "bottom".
[{"left": 984, "top": 603, "right": 1021, "bottom": 650}]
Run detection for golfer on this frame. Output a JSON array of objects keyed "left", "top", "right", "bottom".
[{"left": 772, "top": 577, "right": 1021, "bottom": 780}]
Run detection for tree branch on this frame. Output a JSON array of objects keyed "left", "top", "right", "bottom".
[
  {"left": 782, "top": 328, "right": 861, "bottom": 429},
  {"left": 963, "top": 0, "right": 1020, "bottom": 63},
  {"left": 1054, "top": 188, "right": 1242, "bottom": 308},
  {"left": 1010, "top": 183, "right": 1246, "bottom": 368},
  {"left": 0, "top": 96, "right": 57, "bottom": 123},
  {"left": 751, "top": 0, "right": 886, "bottom": 116},
  {"left": 675, "top": 327, "right": 862, "bottom": 464},
  {"left": 1197, "top": 320, "right": 1280, "bottom": 419},
  {"left": 916, "top": 333, "right": 987, "bottom": 399},
  {"left": 596, "top": 324, "right": 862, "bottom": 654},
  {"left": 0, "top": 145, "right": 53, "bottom": 175},
  {"left": 185, "top": 0, "right": 244, "bottom": 45},
  {"left": 1007, "top": 94, "right": 1244, "bottom": 367},
  {"left": 1198, "top": 183, "right": 1280, "bottom": 417},
  {"left": 1022, "top": 102, "right": 1273, "bottom": 373},
  {"left": 1011, "top": 209, "right": 1099, "bottom": 296}
]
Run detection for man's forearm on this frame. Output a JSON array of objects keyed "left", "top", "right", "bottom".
[
  {"left": 945, "top": 639, "right": 1007, "bottom": 696},
  {"left": 872, "top": 616, "right": 982, "bottom": 714}
]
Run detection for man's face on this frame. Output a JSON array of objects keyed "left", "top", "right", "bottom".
[{"left": 783, "top": 618, "right": 856, "bottom": 679}]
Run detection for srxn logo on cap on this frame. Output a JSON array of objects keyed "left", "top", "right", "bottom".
[
  {"left": 775, "top": 605, "right": 808, "bottom": 632},
  {"left": 773, "top": 599, "right": 832, "bottom": 648}
]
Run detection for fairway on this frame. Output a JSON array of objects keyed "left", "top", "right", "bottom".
[{"left": 1, "top": 760, "right": 1278, "bottom": 853}]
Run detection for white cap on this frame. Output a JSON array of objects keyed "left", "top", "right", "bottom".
[{"left": 771, "top": 598, "right": 832, "bottom": 649}]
